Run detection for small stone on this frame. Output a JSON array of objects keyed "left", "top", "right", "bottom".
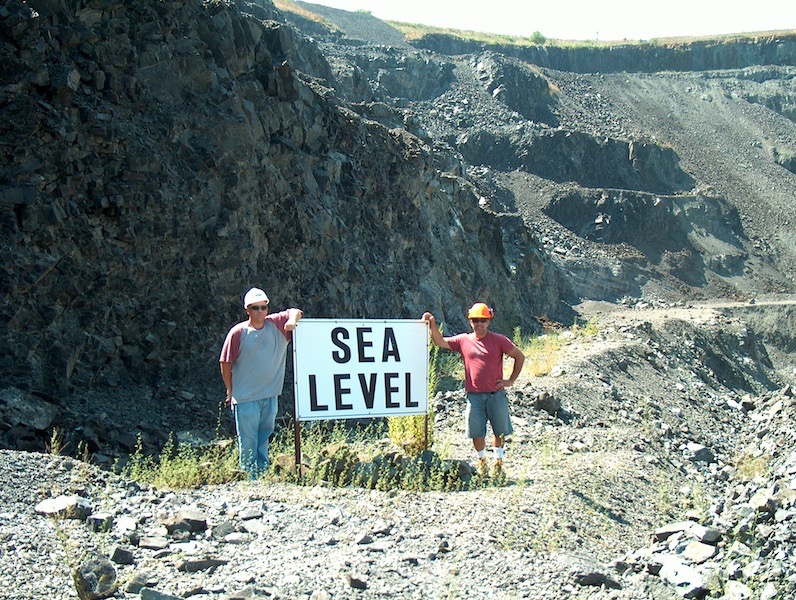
[
  {"left": 683, "top": 540, "right": 717, "bottom": 564},
  {"left": 110, "top": 545, "right": 135, "bottom": 565},
  {"left": 345, "top": 574, "right": 368, "bottom": 590},
  {"left": 34, "top": 495, "right": 93, "bottom": 520},
  {"left": 354, "top": 532, "right": 373, "bottom": 545}
]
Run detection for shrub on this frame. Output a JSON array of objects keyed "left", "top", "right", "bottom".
[{"left": 529, "top": 31, "right": 547, "bottom": 44}]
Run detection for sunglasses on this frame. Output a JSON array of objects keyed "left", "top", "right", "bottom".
[
  {"left": 470, "top": 318, "right": 488, "bottom": 323},
  {"left": 248, "top": 305, "right": 269, "bottom": 311}
]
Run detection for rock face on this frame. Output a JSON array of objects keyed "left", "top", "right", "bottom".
[
  {"left": 0, "top": 0, "right": 558, "bottom": 404},
  {"left": 1, "top": 0, "right": 796, "bottom": 451}
]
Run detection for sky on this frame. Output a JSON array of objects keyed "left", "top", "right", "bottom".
[{"left": 303, "top": 0, "right": 793, "bottom": 42}]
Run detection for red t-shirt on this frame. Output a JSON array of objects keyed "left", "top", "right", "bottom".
[{"left": 446, "top": 331, "right": 518, "bottom": 393}]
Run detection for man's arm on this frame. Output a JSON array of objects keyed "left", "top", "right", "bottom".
[
  {"left": 285, "top": 308, "right": 303, "bottom": 332},
  {"left": 422, "top": 312, "right": 450, "bottom": 349},
  {"left": 500, "top": 346, "right": 525, "bottom": 388},
  {"left": 220, "top": 361, "right": 233, "bottom": 405}
]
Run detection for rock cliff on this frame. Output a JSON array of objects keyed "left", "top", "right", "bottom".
[
  {"left": 0, "top": 0, "right": 558, "bottom": 404},
  {"left": 412, "top": 31, "right": 796, "bottom": 74}
]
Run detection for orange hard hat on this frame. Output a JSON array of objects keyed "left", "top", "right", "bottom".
[{"left": 467, "top": 302, "right": 493, "bottom": 319}]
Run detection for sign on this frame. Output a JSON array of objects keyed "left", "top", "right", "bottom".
[{"left": 293, "top": 319, "right": 429, "bottom": 420}]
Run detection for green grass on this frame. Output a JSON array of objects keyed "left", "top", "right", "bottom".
[
  {"left": 390, "top": 21, "right": 548, "bottom": 46},
  {"left": 389, "top": 21, "right": 796, "bottom": 48},
  {"left": 388, "top": 412, "right": 434, "bottom": 455},
  {"left": 266, "top": 419, "right": 507, "bottom": 492},
  {"left": 121, "top": 323, "right": 617, "bottom": 493},
  {"left": 118, "top": 415, "right": 509, "bottom": 493},
  {"left": 116, "top": 342, "right": 458, "bottom": 491},
  {"left": 47, "top": 428, "right": 66, "bottom": 455},
  {"left": 273, "top": 0, "right": 342, "bottom": 32}
]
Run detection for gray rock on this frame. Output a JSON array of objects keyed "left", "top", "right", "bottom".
[
  {"left": 239, "top": 506, "right": 264, "bottom": 520},
  {"left": 138, "top": 536, "right": 170, "bottom": 550},
  {"left": 686, "top": 442, "right": 715, "bottom": 464},
  {"left": 683, "top": 541, "right": 717, "bottom": 564},
  {"left": 574, "top": 570, "right": 621, "bottom": 589},
  {"left": 687, "top": 523, "right": 721, "bottom": 545},
  {"left": 176, "top": 557, "right": 229, "bottom": 573},
  {"left": 355, "top": 532, "right": 373, "bottom": 545},
  {"left": 87, "top": 512, "right": 113, "bottom": 532},
  {"left": 345, "top": 573, "right": 368, "bottom": 589},
  {"left": 123, "top": 573, "right": 150, "bottom": 594},
  {"left": 534, "top": 391, "right": 561, "bottom": 416},
  {"left": 109, "top": 545, "right": 134, "bottom": 565},
  {"left": 34, "top": 495, "right": 93, "bottom": 520},
  {"left": 657, "top": 555, "right": 707, "bottom": 598},
  {"left": 724, "top": 580, "right": 753, "bottom": 599},
  {"left": 653, "top": 521, "right": 693, "bottom": 542},
  {"left": 73, "top": 557, "right": 116, "bottom": 600},
  {"left": 160, "top": 509, "right": 208, "bottom": 534},
  {"left": 0, "top": 387, "right": 59, "bottom": 431},
  {"left": 140, "top": 588, "right": 182, "bottom": 600}
]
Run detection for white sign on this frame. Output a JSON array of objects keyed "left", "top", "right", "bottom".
[{"left": 293, "top": 319, "right": 429, "bottom": 420}]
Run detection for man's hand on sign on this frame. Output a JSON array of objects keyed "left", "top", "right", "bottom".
[{"left": 422, "top": 312, "right": 450, "bottom": 350}]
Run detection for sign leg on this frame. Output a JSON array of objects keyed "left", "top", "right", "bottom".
[{"left": 294, "top": 419, "right": 302, "bottom": 477}]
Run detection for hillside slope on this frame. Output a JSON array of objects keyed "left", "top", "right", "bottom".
[
  {"left": 299, "top": 7, "right": 796, "bottom": 306},
  {"left": 0, "top": 0, "right": 560, "bottom": 405}
]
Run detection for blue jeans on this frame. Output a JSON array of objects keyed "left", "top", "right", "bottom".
[{"left": 233, "top": 397, "right": 278, "bottom": 479}]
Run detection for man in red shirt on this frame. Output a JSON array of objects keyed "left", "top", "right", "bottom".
[{"left": 423, "top": 303, "right": 525, "bottom": 474}]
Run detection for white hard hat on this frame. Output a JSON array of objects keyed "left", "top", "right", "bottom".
[{"left": 243, "top": 288, "right": 269, "bottom": 308}]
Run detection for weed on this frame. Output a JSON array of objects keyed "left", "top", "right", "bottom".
[
  {"left": 572, "top": 316, "right": 600, "bottom": 338},
  {"left": 734, "top": 452, "right": 770, "bottom": 481},
  {"left": 388, "top": 413, "right": 433, "bottom": 456},
  {"left": 385, "top": 337, "right": 441, "bottom": 455},
  {"left": 76, "top": 440, "right": 91, "bottom": 464},
  {"left": 47, "top": 428, "right": 65, "bottom": 455},
  {"left": 511, "top": 318, "right": 599, "bottom": 378},
  {"left": 119, "top": 329, "right": 506, "bottom": 493},
  {"left": 265, "top": 418, "right": 506, "bottom": 492},
  {"left": 654, "top": 475, "right": 678, "bottom": 518},
  {"left": 273, "top": 0, "right": 337, "bottom": 29},
  {"left": 513, "top": 328, "right": 565, "bottom": 377},
  {"left": 426, "top": 322, "right": 464, "bottom": 392},
  {"left": 122, "top": 434, "right": 241, "bottom": 489}
]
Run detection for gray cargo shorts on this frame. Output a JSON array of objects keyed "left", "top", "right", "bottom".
[{"left": 465, "top": 390, "right": 513, "bottom": 439}]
